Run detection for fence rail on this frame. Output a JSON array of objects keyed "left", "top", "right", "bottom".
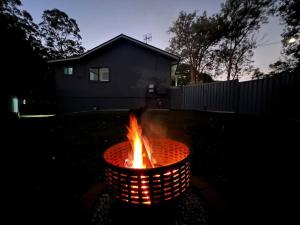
[{"left": 169, "top": 70, "right": 300, "bottom": 116}]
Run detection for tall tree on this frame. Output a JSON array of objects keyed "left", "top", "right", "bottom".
[
  {"left": 269, "top": 0, "right": 300, "bottom": 72},
  {"left": 39, "top": 9, "right": 85, "bottom": 59},
  {"left": 0, "top": 0, "right": 22, "bottom": 17},
  {"left": 278, "top": 0, "right": 300, "bottom": 64},
  {"left": 0, "top": 0, "right": 47, "bottom": 96},
  {"left": 216, "top": 0, "right": 274, "bottom": 80},
  {"left": 167, "top": 11, "right": 222, "bottom": 84},
  {"left": 0, "top": 0, "right": 44, "bottom": 54}
]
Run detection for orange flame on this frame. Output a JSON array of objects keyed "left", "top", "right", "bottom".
[{"left": 125, "top": 114, "right": 155, "bottom": 168}]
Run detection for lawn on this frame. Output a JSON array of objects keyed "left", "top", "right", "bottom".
[{"left": 2, "top": 110, "right": 298, "bottom": 224}]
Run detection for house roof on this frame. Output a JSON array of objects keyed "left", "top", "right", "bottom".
[{"left": 48, "top": 34, "right": 180, "bottom": 63}]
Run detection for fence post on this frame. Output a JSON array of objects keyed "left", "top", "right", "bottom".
[{"left": 235, "top": 80, "right": 240, "bottom": 114}]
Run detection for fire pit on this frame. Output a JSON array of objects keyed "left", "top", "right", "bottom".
[{"left": 103, "top": 115, "right": 191, "bottom": 205}]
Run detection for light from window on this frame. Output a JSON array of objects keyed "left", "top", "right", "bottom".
[
  {"left": 89, "top": 67, "right": 110, "bottom": 82},
  {"left": 99, "top": 68, "right": 110, "bottom": 81},
  {"left": 64, "top": 67, "right": 73, "bottom": 75},
  {"left": 89, "top": 68, "right": 99, "bottom": 81}
]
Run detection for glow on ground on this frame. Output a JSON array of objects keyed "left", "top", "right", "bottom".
[{"left": 20, "top": 114, "right": 55, "bottom": 118}]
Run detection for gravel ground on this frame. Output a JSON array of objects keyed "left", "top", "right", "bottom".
[{"left": 91, "top": 189, "right": 207, "bottom": 225}]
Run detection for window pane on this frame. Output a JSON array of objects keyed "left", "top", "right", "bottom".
[
  {"left": 99, "top": 68, "right": 109, "bottom": 81},
  {"left": 68, "top": 67, "right": 73, "bottom": 75},
  {"left": 89, "top": 68, "right": 99, "bottom": 81},
  {"left": 64, "top": 67, "right": 73, "bottom": 75}
]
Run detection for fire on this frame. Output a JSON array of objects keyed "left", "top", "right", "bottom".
[{"left": 125, "top": 114, "right": 156, "bottom": 168}]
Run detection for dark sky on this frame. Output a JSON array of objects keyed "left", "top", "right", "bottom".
[{"left": 22, "top": 0, "right": 284, "bottom": 80}]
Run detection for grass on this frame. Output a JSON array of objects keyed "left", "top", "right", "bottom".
[{"left": 2, "top": 110, "right": 298, "bottom": 224}]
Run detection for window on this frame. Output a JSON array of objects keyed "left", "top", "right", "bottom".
[
  {"left": 89, "top": 68, "right": 98, "bottom": 81},
  {"left": 64, "top": 67, "right": 73, "bottom": 75},
  {"left": 99, "top": 68, "right": 109, "bottom": 82},
  {"left": 89, "top": 67, "right": 110, "bottom": 82}
]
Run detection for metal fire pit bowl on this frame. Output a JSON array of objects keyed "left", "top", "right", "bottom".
[{"left": 103, "top": 138, "right": 191, "bottom": 206}]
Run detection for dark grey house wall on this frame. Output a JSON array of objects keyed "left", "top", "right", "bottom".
[{"left": 54, "top": 40, "right": 176, "bottom": 112}]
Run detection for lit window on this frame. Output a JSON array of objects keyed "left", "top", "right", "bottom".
[
  {"left": 99, "top": 68, "right": 110, "bottom": 82},
  {"left": 89, "top": 68, "right": 98, "bottom": 81},
  {"left": 64, "top": 67, "right": 73, "bottom": 75},
  {"left": 89, "top": 67, "right": 110, "bottom": 82}
]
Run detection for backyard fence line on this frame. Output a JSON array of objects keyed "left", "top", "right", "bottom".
[{"left": 169, "top": 69, "right": 300, "bottom": 116}]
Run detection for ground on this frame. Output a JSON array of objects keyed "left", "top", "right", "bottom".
[{"left": 2, "top": 110, "right": 298, "bottom": 225}]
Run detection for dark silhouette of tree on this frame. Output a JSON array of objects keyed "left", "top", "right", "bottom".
[
  {"left": 269, "top": 60, "right": 292, "bottom": 73},
  {"left": 250, "top": 67, "right": 269, "bottom": 79},
  {"left": 278, "top": 0, "right": 300, "bottom": 64},
  {"left": 167, "top": 11, "right": 223, "bottom": 84},
  {"left": 173, "top": 63, "right": 213, "bottom": 86},
  {"left": 269, "top": 0, "right": 300, "bottom": 73},
  {"left": 216, "top": 0, "right": 274, "bottom": 80},
  {"left": 0, "top": 2, "right": 86, "bottom": 114},
  {"left": 39, "top": 9, "right": 85, "bottom": 59},
  {"left": 0, "top": 0, "right": 47, "bottom": 97}
]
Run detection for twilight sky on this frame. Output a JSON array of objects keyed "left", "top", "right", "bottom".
[{"left": 22, "top": 0, "right": 284, "bottom": 80}]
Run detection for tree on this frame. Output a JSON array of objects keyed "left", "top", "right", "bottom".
[
  {"left": 269, "top": 60, "right": 293, "bottom": 74},
  {"left": 167, "top": 11, "right": 223, "bottom": 84},
  {"left": 0, "top": 0, "right": 22, "bottom": 17},
  {"left": 0, "top": 0, "right": 47, "bottom": 97},
  {"left": 216, "top": 0, "right": 274, "bottom": 80},
  {"left": 173, "top": 63, "right": 190, "bottom": 86},
  {"left": 173, "top": 63, "right": 213, "bottom": 86},
  {"left": 250, "top": 67, "right": 268, "bottom": 79},
  {"left": 269, "top": 0, "right": 300, "bottom": 72},
  {"left": 278, "top": 0, "right": 300, "bottom": 63},
  {"left": 39, "top": 9, "right": 85, "bottom": 59},
  {"left": 0, "top": 0, "right": 45, "bottom": 54}
]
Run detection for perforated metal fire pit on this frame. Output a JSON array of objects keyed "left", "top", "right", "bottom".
[{"left": 103, "top": 138, "right": 190, "bottom": 205}]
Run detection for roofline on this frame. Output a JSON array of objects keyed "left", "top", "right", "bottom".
[{"left": 48, "top": 34, "right": 180, "bottom": 63}]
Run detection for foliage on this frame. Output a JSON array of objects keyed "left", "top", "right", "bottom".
[
  {"left": 174, "top": 63, "right": 213, "bottom": 86},
  {"left": 0, "top": 1, "right": 85, "bottom": 101},
  {"left": 269, "top": 0, "right": 300, "bottom": 73},
  {"left": 250, "top": 67, "right": 268, "bottom": 79},
  {"left": 278, "top": 0, "right": 300, "bottom": 62},
  {"left": 39, "top": 8, "right": 85, "bottom": 59},
  {"left": 174, "top": 63, "right": 191, "bottom": 86},
  {"left": 269, "top": 60, "right": 294, "bottom": 74},
  {"left": 0, "top": 0, "right": 47, "bottom": 96},
  {"left": 216, "top": 0, "right": 274, "bottom": 80},
  {"left": 167, "top": 11, "right": 223, "bottom": 84}
]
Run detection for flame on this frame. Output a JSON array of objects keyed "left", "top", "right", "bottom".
[{"left": 126, "top": 114, "right": 155, "bottom": 168}]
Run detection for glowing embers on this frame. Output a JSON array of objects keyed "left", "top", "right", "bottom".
[
  {"left": 104, "top": 160, "right": 191, "bottom": 205},
  {"left": 120, "top": 174, "right": 152, "bottom": 204}
]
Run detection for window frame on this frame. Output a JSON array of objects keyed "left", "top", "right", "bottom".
[
  {"left": 88, "top": 67, "right": 110, "bottom": 82},
  {"left": 64, "top": 67, "right": 73, "bottom": 76},
  {"left": 89, "top": 67, "right": 99, "bottom": 82},
  {"left": 99, "top": 67, "right": 110, "bottom": 82}
]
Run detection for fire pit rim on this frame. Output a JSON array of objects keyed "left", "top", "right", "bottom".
[
  {"left": 103, "top": 154, "right": 190, "bottom": 172},
  {"left": 102, "top": 138, "right": 191, "bottom": 171}
]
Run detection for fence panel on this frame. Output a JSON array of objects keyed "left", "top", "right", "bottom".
[
  {"left": 180, "top": 80, "right": 239, "bottom": 112},
  {"left": 169, "top": 70, "right": 300, "bottom": 116}
]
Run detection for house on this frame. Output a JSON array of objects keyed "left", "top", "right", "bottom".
[{"left": 49, "top": 34, "right": 179, "bottom": 113}]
